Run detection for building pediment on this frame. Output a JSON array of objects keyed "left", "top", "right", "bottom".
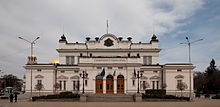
[
  {"left": 150, "top": 75, "right": 160, "bottom": 80},
  {"left": 35, "top": 74, "right": 44, "bottom": 78},
  {"left": 175, "top": 74, "right": 184, "bottom": 79},
  {"left": 70, "top": 75, "right": 79, "bottom": 79},
  {"left": 58, "top": 75, "right": 68, "bottom": 79},
  {"left": 141, "top": 76, "right": 148, "bottom": 79}
]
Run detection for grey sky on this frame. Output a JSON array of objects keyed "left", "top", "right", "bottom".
[{"left": 0, "top": 0, "right": 219, "bottom": 79}]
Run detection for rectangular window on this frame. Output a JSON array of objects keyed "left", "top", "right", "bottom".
[
  {"left": 107, "top": 67, "right": 112, "bottom": 69},
  {"left": 66, "top": 56, "right": 74, "bottom": 65},
  {"left": 132, "top": 80, "right": 135, "bottom": 86},
  {"left": 148, "top": 56, "right": 152, "bottom": 65},
  {"left": 61, "top": 71, "right": 65, "bottom": 73},
  {"left": 177, "top": 69, "right": 182, "bottom": 72},
  {"left": 77, "top": 81, "right": 80, "bottom": 91},
  {"left": 153, "top": 71, "right": 158, "bottom": 73},
  {"left": 66, "top": 56, "right": 69, "bottom": 65},
  {"left": 143, "top": 81, "right": 146, "bottom": 90},
  {"left": 177, "top": 80, "right": 182, "bottom": 85},
  {"left": 77, "top": 56, "right": 80, "bottom": 64},
  {"left": 152, "top": 81, "right": 155, "bottom": 90},
  {"left": 85, "top": 80, "right": 87, "bottom": 86},
  {"left": 37, "top": 69, "right": 41, "bottom": 72},
  {"left": 71, "top": 56, "right": 74, "bottom": 65},
  {"left": 59, "top": 81, "right": 62, "bottom": 90},
  {"left": 156, "top": 81, "right": 159, "bottom": 89},
  {"left": 143, "top": 56, "right": 147, "bottom": 65},
  {"left": 64, "top": 81, "right": 66, "bottom": 90},
  {"left": 97, "top": 67, "right": 102, "bottom": 69},
  {"left": 73, "top": 81, "right": 76, "bottom": 90},
  {"left": 118, "top": 67, "right": 123, "bottom": 69},
  {"left": 37, "top": 80, "right": 42, "bottom": 84}
]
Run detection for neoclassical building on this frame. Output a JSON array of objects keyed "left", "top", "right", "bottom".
[{"left": 24, "top": 33, "right": 194, "bottom": 97}]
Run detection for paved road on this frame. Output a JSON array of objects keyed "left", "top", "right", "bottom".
[{"left": 0, "top": 99, "right": 220, "bottom": 107}]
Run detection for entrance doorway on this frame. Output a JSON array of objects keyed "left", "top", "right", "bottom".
[
  {"left": 96, "top": 75, "right": 103, "bottom": 93},
  {"left": 117, "top": 75, "right": 124, "bottom": 94},
  {"left": 106, "top": 75, "right": 114, "bottom": 93}
]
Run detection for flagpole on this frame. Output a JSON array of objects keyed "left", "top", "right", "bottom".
[{"left": 107, "top": 20, "right": 108, "bottom": 34}]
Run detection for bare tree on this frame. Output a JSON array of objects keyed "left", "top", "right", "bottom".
[
  {"left": 54, "top": 82, "right": 60, "bottom": 94},
  {"left": 177, "top": 82, "right": 188, "bottom": 97},
  {"left": 35, "top": 84, "right": 44, "bottom": 96}
]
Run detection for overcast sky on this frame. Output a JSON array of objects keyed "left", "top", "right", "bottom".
[{"left": 0, "top": 0, "right": 220, "bottom": 79}]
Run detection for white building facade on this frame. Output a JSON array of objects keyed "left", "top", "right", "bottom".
[{"left": 24, "top": 34, "right": 194, "bottom": 97}]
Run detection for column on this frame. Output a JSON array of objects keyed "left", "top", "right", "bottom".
[
  {"left": 103, "top": 79, "right": 106, "bottom": 94},
  {"left": 114, "top": 79, "right": 117, "bottom": 94},
  {"left": 124, "top": 79, "right": 127, "bottom": 94}
]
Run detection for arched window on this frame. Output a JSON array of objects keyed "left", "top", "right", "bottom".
[
  {"left": 106, "top": 75, "right": 113, "bottom": 79},
  {"left": 117, "top": 75, "right": 124, "bottom": 79},
  {"left": 96, "top": 75, "right": 103, "bottom": 79}
]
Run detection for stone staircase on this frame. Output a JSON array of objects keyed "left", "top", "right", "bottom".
[{"left": 87, "top": 94, "right": 134, "bottom": 102}]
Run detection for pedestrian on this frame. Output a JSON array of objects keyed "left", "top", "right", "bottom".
[
  {"left": 14, "top": 93, "right": 17, "bottom": 102},
  {"left": 9, "top": 93, "right": 13, "bottom": 103}
]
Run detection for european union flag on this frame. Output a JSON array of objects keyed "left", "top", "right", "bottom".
[
  {"left": 134, "top": 68, "right": 136, "bottom": 76},
  {"left": 100, "top": 68, "right": 105, "bottom": 77}
]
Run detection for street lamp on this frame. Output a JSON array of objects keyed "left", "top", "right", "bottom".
[
  {"left": 79, "top": 70, "right": 88, "bottom": 94},
  {"left": 180, "top": 36, "right": 203, "bottom": 100},
  {"left": 135, "top": 71, "right": 143, "bottom": 93},
  {"left": 18, "top": 36, "right": 40, "bottom": 100}
]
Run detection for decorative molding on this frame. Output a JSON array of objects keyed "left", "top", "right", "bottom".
[
  {"left": 58, "top": 75, "right": 68, "bottom": 79},
  {"left": 35, "top": 74, "right": 44, "bottom": 78},
  {"left": 150, "top": 75, "right": 160, "bottom": 80},
  {"left": 140, "top": 76, "right": 148, "bottom": 79},
  {"left": 70, "top": 75, "right": 79, "bottom": 79},
  {"left": 175, "top": 74, "right": 184, "bottom": 79},
  {"left": 104, "top": 38, "right": 114, "bottom": 47}
]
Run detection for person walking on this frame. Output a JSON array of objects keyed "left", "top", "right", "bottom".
[
  {"left": 9, "top": 93, "right": 13, "bottom": 103},
  {"left": 14, "top": 93, "right": 17, "bottom": 102}
]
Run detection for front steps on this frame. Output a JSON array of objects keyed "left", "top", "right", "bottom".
[{"left": 86, "top": 94, "right": 134, "bottom": 102}]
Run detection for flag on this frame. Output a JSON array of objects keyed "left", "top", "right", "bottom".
[
  {"left": 134, "top": 68, "right": 136, "bottom": 76},
  {"left": 113, "top": 69, "right": 116, "bottom": 76},
  {"left": 100, "top": 68, "right": 105, "bottom": 77}
]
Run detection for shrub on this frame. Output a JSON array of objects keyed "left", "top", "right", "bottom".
[
  {"left": 145, "top": 89, "right": 166, "bottom": 95},
  {"left": 195, "top": 94, "right": 200, "bottom": 98},
  {"left": 32, "top": 92, "right": 80, "bottom": 101},
  {"left": 212, "top": 94, "right": 220, "bottom": 99},
  {"left": 142, "top": 94, "right": 189, "bottom": 101},
  {"left": 205, "top": 94, "right": 210, "bottom": 98},
  {"left": 59, "top": 91, "right": 72, "bottom": 95}
]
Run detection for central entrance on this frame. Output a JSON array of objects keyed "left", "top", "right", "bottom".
[
  {"left": 117, "top": 75, "right": 124, "bottom": 94},
  {"left": 106, "top": 75, "right": 114, "bottom": 93},
  {"left": 96, "top": 75, "right": 103, "bottom": 93}
]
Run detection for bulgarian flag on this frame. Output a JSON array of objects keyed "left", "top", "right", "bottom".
[{"left": 113, "top": 69, "right": 116, "bottom": 76}]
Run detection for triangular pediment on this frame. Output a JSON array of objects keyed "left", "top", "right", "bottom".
[
  {"left": 150, "top": 75, "right": 160, "bottom": 80},
  {"left": 141, "top": 76, "right": 148, "bottom": 79},
  {"left": 58, "top": 75, "right": 68, "bottom": 79},
  {"left": 35, "top": 74, "right": 44, "bottom": 78},
  {"left": 70, "top": 75, "right": 79, "bottom": 79},
  {"left": 175, "top": 75, "right": 184, "bottom": 79}
]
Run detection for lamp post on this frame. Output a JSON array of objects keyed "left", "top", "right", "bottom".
[
  {"left": 136, "top": 71, "right": 143, "bottom": 93},
  {"left": 18, "top": 36, "right": 40, "bottom": 100},
  {"left": 180, "top": 37, "right": 203, "bottom": 100},
  {"left": 80, "top": 70, "right": 88, "bottom": 94}
]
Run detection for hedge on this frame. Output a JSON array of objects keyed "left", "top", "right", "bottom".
[
  {"left": 32, "top": 92, "right": 79, "bottom": 101},
  {"left": 145, "top": 89, "right": 166, "bottom": 95},
  {"left": 212, "top": 94, "right": 220, "bottom": 99},
  {"left": 142, "top": 94, "right": 190, "bottom": 101}
]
